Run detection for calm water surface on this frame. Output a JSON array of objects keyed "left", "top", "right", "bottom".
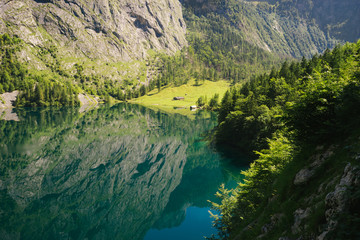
[{"left": 0, "top": 104, "right": 248, "bottom": 240}]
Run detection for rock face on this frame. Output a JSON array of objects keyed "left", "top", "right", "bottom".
[
  {"left": 319, "top": 163, "right": 360, "bottom": 239},
  {"left": 294, "top": 146, "right": 334, "bottom": 185},
  {"left": 0, "top": 91, "right": 19, "bottom": 109},
  {"left": 284, "top": 0, "right": 360, "bottom": 43},
  {"left": 247, "top": 0, "right": 360, "bottom": 43},
  {"left": 249, "top": 142, "right": 360, "bottom": 240},
  {"left": 0, "top": 0, "right": 187, "bottom": 62}
]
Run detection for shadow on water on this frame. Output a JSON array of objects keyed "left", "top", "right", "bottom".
[{"left": 0, "top": 103, "right": 247, "bottom": 240}]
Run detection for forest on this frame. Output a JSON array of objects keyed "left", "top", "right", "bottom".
[{"left": 209, "top": 40, "right": 360, "bottom": 239}]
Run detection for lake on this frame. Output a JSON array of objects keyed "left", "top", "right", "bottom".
[{"left": 0, "top": 104, "right": 249, "bottom": 240}]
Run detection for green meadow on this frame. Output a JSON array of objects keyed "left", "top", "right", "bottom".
[{"left": 131, "top": 79, "right": 230, "bottom": 115}]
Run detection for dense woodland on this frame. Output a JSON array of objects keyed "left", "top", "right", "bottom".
[
  {"left": 216, "top": 41, "right": 360, "bottom": 152},
  {"left": 209, "top": 40, "right": 360, "bottom": 239}
]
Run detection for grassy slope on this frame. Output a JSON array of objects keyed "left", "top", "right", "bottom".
[{"left": 131, "top": 79, "right": 230, "bottom": 116}]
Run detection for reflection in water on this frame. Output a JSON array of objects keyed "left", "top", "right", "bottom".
[
  {"left": 0, "top": 104, "right": 247, "bottom": 240},
  {"left": 0, "top": 108, "right": 19, "bottom": 121}
]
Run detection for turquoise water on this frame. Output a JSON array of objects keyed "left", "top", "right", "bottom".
[
  {"left": 144, "top": 207, "right": 216, "bottom": 240},
  {"left": 0, "top": 104, "right": 248, "bottom": 240}
]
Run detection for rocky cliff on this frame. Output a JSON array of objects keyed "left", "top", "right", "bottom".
[
  {"left": 182, "top": 0, "right": 360, "bottom": 58},
  {"left": 258, "top": 0, "right": 360, "bottom": 43},
  {"left": 0, "top": 0, "right": 187, "bottom": 62}
]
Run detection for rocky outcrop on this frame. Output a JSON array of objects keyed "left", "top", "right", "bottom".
[
  {"left": 0, "top": 0, "right": 187, "bottom": 62},
  {"left": 0, "top": 91, "right": 20, "bottom": 121},
  {"left": 250, "top": 142, "right": 360, "bottom": 240},
  {"left": 319, "top": 163, "right": 360, "bottom": 239},
  {"left": 291, "top": 208, "right": 311, "bottom": 234},
  {"left": 0, "top": 91, "right": 19, "bottom": 109},
  {"left": 285, "top": 0, "right": 360, "bottom": 42},
  {"left": 294, "top": 146, "right": 335, "bottom": 185},
  {"left": 248, "top": 0, "right": 360, "bottom": 43}
]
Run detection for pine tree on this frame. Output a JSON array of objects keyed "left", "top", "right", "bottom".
[{"left": 34, "top": 84, "right": 44, "bottom": 106}]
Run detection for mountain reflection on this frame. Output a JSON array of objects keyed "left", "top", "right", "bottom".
[{"left": 0, "top": 104, "right": 241, "bottom": 240}]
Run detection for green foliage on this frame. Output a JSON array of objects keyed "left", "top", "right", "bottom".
[
  {"left": 0, "top": 34, "right": 79, "bottom": 107},
  {"left": 209, "top": 135, "right": 294, "bottom": 239},
  {"left": 208, "top": 93, "right": 220, "bottom": 110},
  {"left": 216, "top": 41, "right": 360, "bottom": 152},
  {"left": 208, "top": 184, "right": 238, "bottom": 240},
  {"left": 147, "top": 3, "right": 284, "bottom": 97},
  {"left": 184, "top": 9, "right": 282, "bottom": 84},
  {"left": 15, "top": 78, "right": 79, "bottom": 107},
  {"left": 196, "top": 95, "right": 207, "bottom": 107},
  {"left": 211, "top": 40, "right": 360, "bottom": 239},
  {"left": 0, "top": 34, "right": 27, "bottom": 93}
]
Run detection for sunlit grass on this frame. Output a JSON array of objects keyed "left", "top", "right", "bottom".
[{"left": 131, "top": 79, "right": 230, "bottom": 116}]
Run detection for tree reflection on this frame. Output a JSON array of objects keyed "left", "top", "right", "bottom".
[{"left": 0, "top": 104, "right": 242, "bottom": 240}]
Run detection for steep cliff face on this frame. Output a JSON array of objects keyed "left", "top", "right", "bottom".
[
  {"left": 264, "top": 0, "right": 360, "bottom": 43},
  {"left": 0, "top": 0, "right": 187, "bottom": 62},
  {"left": 182, "top": 0, "right": 360, "bottom": 58},
  {"left": 181, "top": 0, "right": 336, "bottom": 58}
]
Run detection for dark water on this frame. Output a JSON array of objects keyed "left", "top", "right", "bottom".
[{"left": 0, "top": 104, "right": 248, "bottom": 240}]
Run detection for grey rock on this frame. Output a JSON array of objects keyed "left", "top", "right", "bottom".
[
  {"left": 292, "top": 208, "right": 311, "bottom": 234},
  {"left": 294, "top": 146, "right": 334, "bottom": 185},
  {"left": 318, "top": 163, "right": 360, "bottom": 239},
  {"left": 294, "top": 168, "right": 316, "bottom": 185},
  {"left": 0, "top": 0, "right": 187, "bottom": 62},
  {"left": 0, "top": 91, "right": 19, "bottom": 109}
]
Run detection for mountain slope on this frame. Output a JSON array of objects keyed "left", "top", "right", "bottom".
[
  {"left": 0, "top": 0, "right": 187, "bottom": 62},
  {"left": 256, "top": 0, "right": 360, "bottom": 43},
  {"left": 182, "top": 0, "right": 360, "bottom": 59},
  {"left": 0, "top": 0, "right": 359, "bottom": 108},
  {"left": 0, "top": 0, "right": 188, "bottom": 105}
]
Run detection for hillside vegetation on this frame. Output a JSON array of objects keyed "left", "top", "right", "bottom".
[
  {"left": 210, "top": 40, "right": 360, "bottom": 239},
  {"left": 0, "top": 34, "right": 79, "bottom": 107},
  {"left": 3, "top": 0, "right": 359, "bottom": 108}
]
